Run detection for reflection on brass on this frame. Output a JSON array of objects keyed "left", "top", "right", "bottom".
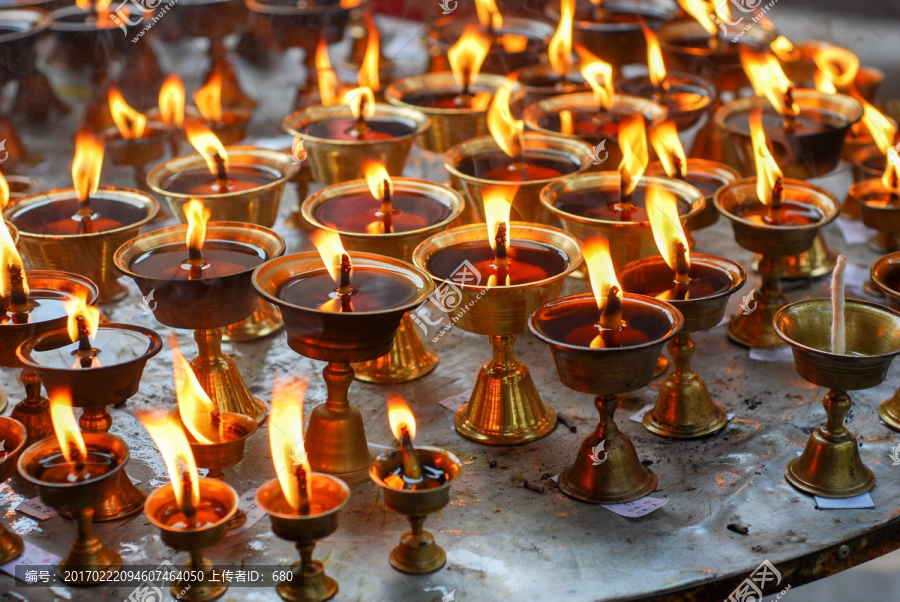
[
  {"left": 775, "top": 299, "right": 900, "bottom": 497},
  {"left": 0, "top": 418, "right": 26, "bottom": 563},
  {"left": 869, "top": 253, "right": 900, "bottom": 431}
]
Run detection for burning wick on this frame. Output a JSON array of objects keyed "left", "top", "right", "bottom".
[
  {"left": 69, "top": 442, "right": 86, "bottom": 480},
  {"left": 599, "top": 286, "right": 623, "bottom": 331},
  {"left": 181, "top": 471, "right": 198, "bottom": 528},
  {"left": 213, "top": 153, "right": 229, "bottom": 191},
  {"left": 831, "top": 255, "right": 847, "bottom": 355},
  {"left": 765, "top": 177, "right": 784, "bottom": 225},
  {"left": 355, "top": 95, "right": 370, "bottom": 141},
  {"left": 73, "top": 315, "right": 96, "bottom": 369},
  {"left": 674, "top": 241, "right": 691, "bottom": 294},
  {"left": 338, "top": 253, "right": 353, "bottom": 312},
  {"left": 493, "top": 222, "right": 510, "bottom": 286},
  {"left": 782, "top": 87, "right": 798, "bottom": 134},
  {"left": 399, "top": 424, "right": 423, "bottom": 482},
  {"left": 617, "top": 171, "right": 636, "bottom": 218},
  {"left": 7, "top": 264, "right": 32, "bottom": 319},
  {"left": 672, "top": 156, "right": 686, "bottom": 182},
  {"left": 295, "top": 464, "right": 311, "bottom": 515},
  {"left": 379, "top": 178, "right": 393, "bottom": 233}
]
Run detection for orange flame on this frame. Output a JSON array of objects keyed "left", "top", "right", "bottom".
[
  {"left": 482, "top": 186, "right": 513, "bottom": 254},
  {"left": 171, "top": 337, "right": 218, "bottom": 445},
  {"left": 812, "top": 44, "right": 859, "bottom": 92},
  {"left": 749, "top": 109, "right": 782, "bottom": 206},
  {"left": 64, "top": 290, "right": 99, "bottom": 344},
  {"left": 447, "top": 24, "right": 491, "bottom": 90},
  {"left": 650, "top": 121, "right": 687, "bottom": 178},
  {"left": 184, "top": 198, "right": 210, "bottom": 257},
  {"left": 770, "top": 36, "right": 799, "bottom": 62},
  {"left": 741, "top": 49, "right": 799, "bottom": 117},
  {"left": 548, "top": 0, "right": 574, "bottom": 76},
  {"left": 159, "top": 74, "right": 186, "bottom": 128},
  {"left": 861, "top": 102, "right": 900, "bottom": 191},
  {"left": 77, "top": 0, "right": 112, "bottom": 10},
  {"left": 560, "top": 109, "right": 574, "bottom": 136},
  {"left": 185, "top": 122, "right": 228, "bottom": 176},
  {"left": 618, "top": 113, "right": 649, "bottom": 197},
  {"left": 50, "top": 390, "right": 88, "bottom": 464},
  {"left": 487, "top": 78, "right": 524, "bottom": 160},
  {"left": 310, "top": 229, "right": 348, "bottom": 284},
  {"left": 642, "top": 23, "right": 666, "bottom": 88},
  {"left": 316, "top": 38, "right": 340, "bottom": 107},
  {"left": 194, "top": 72, "right": 223, "bottom": 124},
  {"left": 646, "top": 184, "right": 689, "bottom": 272},
  {"left": 108, "top": 86, "right": 147, "bottom": 139},
  {"left": 0, "top": 222, "right": 26, "bottom": 298},
  {"left": 387, "top": 393, "right": 416, "bottom": 440},
  {"left": 363, "top": 161, "right": 391, "bottom": 201},
  {"left": 141, "top": 412, "right": 201, "bottom": 511},
  {"left": 584, "top": 237, "right": 621, "bottom": 312},
  {"left": 475, "top": 0, "right": 503, "bottom": 31},
  {"left": 0, "top": 171, "right": 7, "bottom": 211},
  {"left": 341, "top": 86, "right": 376, "bottom": 121},
  {"left": 677, "top": 0, "right": 719, "bottom": 36},
  {"left": 358, "top": 13, "right": 381, "bottom": 91},
  {"left": 577, "top": 46, "right": 614, "bottom": 110},
  {"left": 72, "top": 131, "right": 104, "bottom": 203},
  {"left": 270, "top": 376, "right": 311, "bottom": 512}
]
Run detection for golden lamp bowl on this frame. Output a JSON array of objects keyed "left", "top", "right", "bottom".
[
  {"left": 385, "top": 72, "right": 516, "bottom": 155},
  {"left": 715, "top": 91, "right": 863, "bottom": 179},
  {"left": 0, "top": 417, "right": 26, "bottom": 563},
  {"left": 5, "top": 187, "right": 159, "bottom": 304},
  {"left": 444, "top": 133, "right": 593, "bottom": 226},
  {"left": 145, "top": 478, "right": 239, "bottom": 552},
  {"left": 871, "top": 252, "right": 900, "bottom": 312},
  {"left": 146, "top": 147, "right": 299, "bottom": 228},
  {"left": 3, "top": 174, "right": 38, "bottom": 209},
  {"left": 104, "top": 125, "right": 167, "bottom": 169},
  {"left": 114, "top": 222, "right": 286, "bottom": 330},
  {"left": 614, "top": 71, "right": 715, "bottom": 131},
  {"left": 540, "top": 172, "right": 705, "bottom": 269},
  {"left": 283, "top": 103, "right": 430, "bottom": 186},
  {"left": 645, "top": 159, "right": 740, "bottom": 233},
  {"left": 853, "top": 178, "right": 900, "bottom": 234},
  {"left": 253, "top": 252, "right": 435, "bottom": 364},
  {"left": 168, "top": 409, "right": 257, "bottom": 475}
]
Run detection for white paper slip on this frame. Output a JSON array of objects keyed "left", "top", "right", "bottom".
[
  {"left": 602, "top": 496, "right": 668, "bottom": 517},
  {"left": 749, "top": 347, "right": 793, "bottom": 362},
  {"left": 835, "top": 218, "right": 877, "bottom": 246},
  {"left": 814, "top": 492, "right": 874, "bottom": 509},
  {"left": 551, "top": 474, "right": 559, "bottom": 483},
  {"left": 127, "top": 473, "right": 142, "bottom": 485},
  {"left": 248, "top": 135, "right": 294, "bottom": 151},
  {"left": 226, "top": 488, "right": 267, "bottom": 537},
  {"left": 16, "top": 497, "right": 58, "bottom": 520},
  {"left": 0, "top": 541, "right": 61, "bottom": 579},
  {"left": 438, "top": 392, "right": 469, "bottom": 413}
]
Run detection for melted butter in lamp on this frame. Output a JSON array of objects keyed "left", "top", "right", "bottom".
[
  {"left": 301, "top": 118, "right": 416, "bottom": 142},
  {"left": 277, "top": 267, "right": 421, "bottom": 312},
  {"left": 159, "top": 496, "right": 230, "bottom": 529},
  {"left": 732, "top": 198, "right": 824, "bottom": 226},
  {"left": 553, "top": 188, "right": 695, "bottom": 223},
  {"left": 1, "top": 291, "right": 72, "bottom": 326},
  {"left": 37, "top": 449, "right": 117, "bottom": 483},
  {"left": 534, "top": 296, "right": 673, "bottom": 348},
  {"left": 129, "top": 240, "right": 267, "bottom": 281},
  {"left": 161, "top": 165, "right": 278, "bottom": 196},
  {"left": 625, "top": 262, "right": 734, "bottom": 301},
  {"left": 427, "top": 239, "right": 568, "bottom": 285},
  {"left": 10, "top": 196, "right": 147, "bottom": 235}
]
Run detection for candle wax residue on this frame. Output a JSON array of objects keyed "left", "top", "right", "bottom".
[
  {"left": 535, "top": 298, "right": 675, "bottom": 348},
  {"left": 27, "top": 327, "right": 151, "bottom": 369},
  {"left": 1, "top": 293, "right": 71, "bottom": 326},
  {"left": 10, "top": 197, "right": 149, "bottom": 235},
  {"left": 161, "top": 166, "right": 279, "bottom": 195},
  {"left": 383, "top": 464, "right": 448, "bottom": 490},
  {"left": 277, "top": 268, "right": 421, "bottom": 312},
  {"left": 427, "top": 239, "right": 568, "bottom": 285},
  {"left": 129, "top": 241, "right": 266, "bottom": 280},
  {"left": 313, "top": 193, "right": 452, "bottom": 234},
  {"left": 37, "top": 450, "right": 118, "bottom": 483},
  {"left": 158, "top": 498, "right": 230, "bottom": 529},
  {"left": 732, "top": 199, "right": 824, "bottom": 226}
]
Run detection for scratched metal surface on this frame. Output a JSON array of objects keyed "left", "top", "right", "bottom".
[{"left": 3, "top": 7, "right": 900, "bottom": 602}]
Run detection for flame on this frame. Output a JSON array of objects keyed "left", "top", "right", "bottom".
[
  {"left": 310, "top": 229, "right": 348, "bottom": 284},
  {"left": 740, "top": 49, "right": 799, "bottom": 117},
  {"left": 560, "top": 109, "right": 574, "bottom": 136},
  {"left": 185, "top": 122, "right": 228, "bottom": 176},
  {"left": 64, "top": 290, "right": 99, "bottom": 344},
  {"left": 487, "top": 78, "right": 524, "bottom": 159},
  {"left": 677, "top": 0, "right": 718, "bottom": 36},
  {"left": 358, "top": 13, "right": 381, "bottom": 91},
  {"left": 387, "top": 393, "right": 416, "bottom": 440},
  {"left": 770, "top": 36, "right": 799, "bottom": 62},
  {"left": 576, "top": 46, "right": 614, "bottom": 110},
  {"left": 812, "top": 45, "right": 859, "bottom": 91},
  {"left": 363, "top": 161, "right": 391, "bottom": 201},
  {"left": 583, "top": 237, "right": 621, "bottom": 312},
  {"left": 50, "top": 390, "right": 88, "bottom": 464},
  {"left": 72, "top": 131, "right": 104, "bottom": 203},
  {"left": 159, "top": 74, "right": 186, "bottom": 128},
  {"left": 861, "top": 102, "right": 900, "bottom": 190},
  {"left": 172, "top": 339, "right": 217, "bottom": 445},
  {"left": 184, "top": 198, "right": 210, "bottom": 256},
  {"left": 650, "top": 121, "right": 687, "bottom": 178},
  {"left": 475, "top": 0, "right": 503, "bottom": 31},
  {"left": 618, "top": 113, "right": 649, "bottom": 197},
  {"left": 749, "top": 109, "right": 782, "bottom": 206},
  {"left": 141, "top": 413, "right": 201, "bottom": 510},
  {"left": 643, "top": 23, "right": 666, "bottom": 88},
  {"left": 270, "top": 376, "right": 311, "bottom": 512},
  {"left": 813, "top": 70, "right": 838, "bottom": 94},
  {"left": 342, "top": 86, "right": 376, "bottom": 121},
  {"left": 482, "top": 186, "right": 513, "bottom": 253},
  {"left": 548, "top": 0, "right": 574, "bottom": 76},
  {"left": 0, "top": 171, "right": 7, "bottom": 211},
  {"left": 646, "top": 184, "right": 689, "bottom": 271},
  {"left": 0, "top": 222, "right": 26, "bottom": 298},
  {"left": 194, "top": 72, "right": 223, "bottom": 124},
  {"left": 108, "top": 86, "right": 147, "bottom": 139},
  {"left": 447, "top": 24, "right": 491, "bottom": 90},
  {"left": 339, "top": 0, "right": 359, "bottom": 7},
  {"left": 316, "top": 38, "right": 340, "bottom": 106}
]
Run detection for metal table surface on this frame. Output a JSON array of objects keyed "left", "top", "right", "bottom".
[{"left": 4, "top": 9, "right": 900, "bottom": 602}]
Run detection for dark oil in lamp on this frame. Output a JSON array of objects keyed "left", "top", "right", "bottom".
[
  {"left": 39, "top": 396, "right": 118, "bottom": 483},
  {"left": 0, "top": 233, "right": 73, "bottom": 325},
  {"left": 157, "top": 491, "right": 230, "bottom": 529},
  {"left": 302, "top": 87, "right": 417, "bottom": 142},
  {"left": 530, "top": 105, "right": 631, "bottom": 141},
  {"left": 551, "top": 186, "right": 694, "bottom": 223},
  {"left": 383, "top": 396, "right": 448, "bottom": 491}
]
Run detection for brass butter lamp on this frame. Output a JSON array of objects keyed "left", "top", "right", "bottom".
[
  {"left": 870, "top": 252, "right": 900, "bottom": 430},
  {"left": 0, "top": 417, "right": 26, "bottom": 563}
]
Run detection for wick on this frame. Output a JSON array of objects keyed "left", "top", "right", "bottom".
[
  {"left": 7, "top": 264, "right": 32, "bottom": 317},
  {"left": 673, "top": 156, "right": 687, "bottom": 181},
  {"left": 674, "top": 242, "right": 691, "bottom": 293},
  {"left": 182, "top": 472, "right": 197, "bottom": 527},
  {"left": 75, "top": 315, "right": 95, "bottom": 368},
  {"left": 214, "top": 153, "right": 229, "bottom": 191},
  {"left": 617, "top": 170, "right": 635, "bottom": 219},
  {"left": 338, "top": 253, "right": 353, "bottom": 312},
  {"left": 766, "top": 177, "right": 784, "bottom": 224},
  {"left": 380, "top": 178, "right": 393, "bottom": 233},
  {"left": 296, "top": 464, "right": 310, "bottom": 515},
  {"left": 70, "top": 444, "right": 86, "bottom": 478},
  {"left": 783, "top": 86, "right": 798, "bottom": 134},
  {"left": 77, "top": 196, "right": 92, "bottom": 219},
  {"left": 493, "top": 222, "right": 509, "bottom": 286},
  {"left": 831, "top": 255, "right": 847, "bottom": 355},
  {"left": 461, "top": 64, "right": 472, "bottom": 97},
  {"left": 355, "top": 96, "right": 369, "bottom": 141},
  {"left": 889, "top": 170, "right": 899, "bottom": 205},
  {"left": 599, "top": 286, "right": 623, "bottom": 331},
  {"left": 399, "top": 425, "right": 423, "bottom": 482}
]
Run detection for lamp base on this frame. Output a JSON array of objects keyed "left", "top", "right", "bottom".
[
  {"left": 727, "top": 256, "right": 787, "bottom": 349},
  {"left": 277, "top": 560, "right": 338, "bottom": 602},
  {"left": 192, "top": 329, "right": 267, "bottom": 424},
  {"left": 389, "top": 516, "right": 446, "bottom": 574},
  {"left": 353, "top": 313, "right": 438, "bottom": 384},
  {"left": 222, "top": 299, "right": 284, "bottom": 343},
  {"left": 0, "top": 523, "right": 23, "bottom": 564},
  {"left": 63, "top": 471, "right": 146, "bottom": 522},
  {"left": 454, "top": 335, "right": 557, "bottom": 445},
  {"left": 96, "top": 278, "right": 129, "bottom": 304},
  {"left": 173, "top": 557, "right": 228, "bottom": 602},
  {"left": 878, "top": 387, "right": 900, "bottom": 432},
  {"left": 785, "top": 390, "right": 875, "bottom": 498},
  {"left": 752, "top": 234, "right": 836, "bottom": 280},
  {"left": 10, "top": 370, "right": 52, "bottom": 444},
  {"left": 558, "top": 395, "right": 657, "bottom": 504},
  {"left": 57, "top": 510, "right": 122, "bottom": 585}
]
